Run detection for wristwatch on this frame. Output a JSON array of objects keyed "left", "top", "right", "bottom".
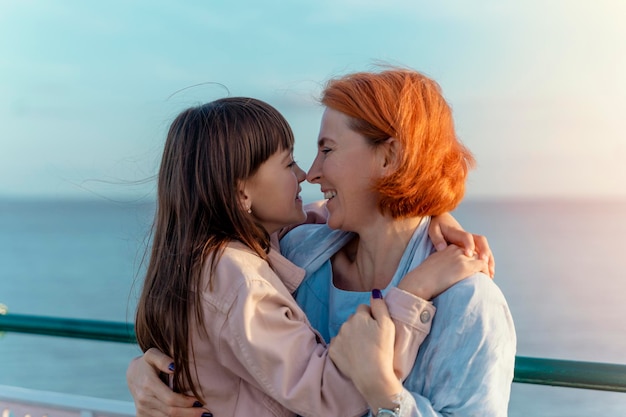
[
  {"left": 372, "top": 392, "right": 403, "bottom": 417},
  {"left": 375, "top": 396, "right": 401, "bottom": 417},
  {"left": 375, "top": 404, "right": 400, "bottom": 417},
  {"left": 376, "top": 406, "right": 400, "bottom": 417}
]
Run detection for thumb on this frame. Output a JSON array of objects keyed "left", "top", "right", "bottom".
[
  {"left": 145, "top": 347, "right": 176, "bottom": 374},
  {"left": 444, "top": 228, "right": 476, "bottom": 257},
  {"left": 428, "top": 222, "right": 448, "bottom": 252},
  {"left": 370, "top": 289, "right": 391, "bottom": 322}
]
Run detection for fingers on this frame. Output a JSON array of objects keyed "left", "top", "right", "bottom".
[
  {"left": 369, "top": 289, "right": 392, "bottom": 323},
  {"left": 448, "top": 245, "right": 488, "bottom": 278},
  {"left": 467, "top": 257, "right": 490, "bottom": 278},
  {"left": 350, "top": 296, "right": 391, "bottom": 325},
  {"left": 135, "top": 396, "right": 203, "bottom": 417},
  {"left": 451, "top": 228, "right": 476, "bottom": 257},
  {"left": 429, "top": 213, "right": 475, "bottom": 254},
  {"left": 147, "top": 375, "right": 197, "bottom": 408},
  {"left": 127, "top": 351, "right": 205, "bottom": 417},
  {"left": 137, "top": 401, "right": 207, "bottom": 417},
  {"left": 134, "top": 371, "right": 207, "bottom": 417},
  {"left": 471, "top": 233, "right": 490, "bottom": 257},
  {"left": 445, "top": 244, "right": 488, "bottom": 277},
  {"left": 355, "top": 304, "right": 371, "bottom": 315},
  {"left": 472, "top": 234, "right": 495, "bottom": 277},
  {"left": 145, "top": 347, "right": 176, "bottom": 374},
  {"left": 427, "top": 221, "right": 448, "bottom": 252},
  {"left": 162, "top": 405, "right": 211, "bottom": 417},
  {"left": 440, "top": 231, "right": 493, "bottom": 273},
  {"left": 435, "top": 226, "right": 475, "bottom": 256}
]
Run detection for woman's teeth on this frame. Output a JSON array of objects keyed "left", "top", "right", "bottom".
[{"left": 324, "top": 191, "right": 336, "bottom": 199}]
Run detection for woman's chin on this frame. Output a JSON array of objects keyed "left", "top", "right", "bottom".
[{"left": 325, "top": 214, "right": 343, "bottom": 230}]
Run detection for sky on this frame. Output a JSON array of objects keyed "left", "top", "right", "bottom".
[{"left": 1, "top": 0, "right": 625, "bottom": 200}]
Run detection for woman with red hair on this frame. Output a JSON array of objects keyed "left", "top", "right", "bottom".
[
  {"left": 128, "top": 67, "right": 515, "bottom": 416},
  {"left": 299, "top": 67, "right": 516, "bottom": 416}
]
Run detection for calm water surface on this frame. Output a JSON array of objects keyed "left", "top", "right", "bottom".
[{"left": 1, "top": 197, "right": 625, "bottom": 415}]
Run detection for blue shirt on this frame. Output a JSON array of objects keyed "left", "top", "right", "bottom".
[{"left": 280, "top": 218, "right": 516, "bottom": 416}]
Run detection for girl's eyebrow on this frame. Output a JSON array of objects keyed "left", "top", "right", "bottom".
[{"left": 281, "top": 150, "right": 294, "bottom": 164}]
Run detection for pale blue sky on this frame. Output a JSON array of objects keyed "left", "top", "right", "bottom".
[{"left": 1, "top": 0, "right": 625, "bottom": 200}]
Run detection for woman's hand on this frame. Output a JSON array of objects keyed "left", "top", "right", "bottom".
[
  {"left": 126, "top": 348, "right": 208, "bottom": 417},
  {"left": 329, "top": 292, "right": 404, "bottom": 413},
  {"left": 429, "top": 212, "right": 495, "bottom": 277},
  {"left": 398, "top": 244, "right": 489, "bottom": 300}
]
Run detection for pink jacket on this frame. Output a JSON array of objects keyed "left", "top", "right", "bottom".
[{"left": 185, "top": 241, "right": 435, "bottom": 417}]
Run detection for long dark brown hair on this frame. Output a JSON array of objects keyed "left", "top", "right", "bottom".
[{"left": 135, "top": 97, "right": 295, "bottom": 399}]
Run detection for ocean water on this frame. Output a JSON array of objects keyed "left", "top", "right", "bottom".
[{"left": 1, "top": 196, "right": 626, "bottom": 415}]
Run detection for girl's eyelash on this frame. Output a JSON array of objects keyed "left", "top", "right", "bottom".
[{"left": 288, "top": 160, "right": 297, "bottom": 167}]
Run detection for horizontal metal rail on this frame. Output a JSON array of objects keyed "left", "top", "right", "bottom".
[
  {"left": 1, "top": 312, "right": 626, "bottom": 393},
  {"left": 514, "top": 356, "right": 626, "bottom": 393},
  {"left": 0, "top": 312, "right": 136, "bottom": 343}
]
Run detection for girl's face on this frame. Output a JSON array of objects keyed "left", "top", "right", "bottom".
[
  {"left": 306, "top": 108, "right": 385, "bottom": 232},
  {"left": 242, "top": 147, "right": 307, "bottom": 235}
]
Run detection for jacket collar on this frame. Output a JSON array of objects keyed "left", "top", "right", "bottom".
[{"left": 269, "top": 233, "right": 305, "bottom": 293}]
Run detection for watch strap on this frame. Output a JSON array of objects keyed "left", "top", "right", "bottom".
[{"left": 374, "top": 392, "right": 402, "bottom": 417}]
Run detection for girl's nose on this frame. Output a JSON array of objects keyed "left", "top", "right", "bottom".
[{"left": 295, "top": 164, "right": 306, "bottom": 183}]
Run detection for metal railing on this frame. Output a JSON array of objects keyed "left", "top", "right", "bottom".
[
  {"left": 0, "top": 312, "right": 135, "bottom": 343},
  {"left": 1, "top": 312, "right": 626, "bottom": 393},
  {"left": 0, "top": 384, "right": 136, "bottom": 417}
]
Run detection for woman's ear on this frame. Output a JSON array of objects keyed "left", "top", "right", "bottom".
[{"left": 380, "top": 137, "right": 401, "bottom": 174}]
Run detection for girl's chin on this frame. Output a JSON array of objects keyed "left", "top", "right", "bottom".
[{"left": 287, "top": 208, "right": 307, "bottom": 226}]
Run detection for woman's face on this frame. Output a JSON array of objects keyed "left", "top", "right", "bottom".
[
  {"left": 244, "top": 147, "right": 307, "bottom": 234},
  {"left": 307, "top": 108, "right": 384, "bottom": 232}
]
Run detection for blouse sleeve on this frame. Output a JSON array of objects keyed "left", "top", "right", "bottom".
[{"left": 378, "top": 275, "right": 516, "bottom": 417}]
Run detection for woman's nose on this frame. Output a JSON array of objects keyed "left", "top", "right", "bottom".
[{"left": 306, "top": 155, "right": 321, "bottom": 184}]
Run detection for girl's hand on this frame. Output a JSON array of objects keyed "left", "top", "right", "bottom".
[
  {"left": 126, "top": 348, "right": 208, "bottom": 417},
  {"left": 329, "top": 292, "right": 403, "bottom": 413},
  {"left": 429, "top": 212, "right": 495, "bottom": 277},
  {"left": 398, "top": 244, "right": 489, "bottom": 300}
]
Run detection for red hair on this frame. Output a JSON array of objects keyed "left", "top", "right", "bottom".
[{"left": 321, "top": 68, "right": 475, "bottom": 218}]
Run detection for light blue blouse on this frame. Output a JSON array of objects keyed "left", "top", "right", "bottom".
[{"left": 280, "top": 218, "right": 517, "bottom": 416}]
